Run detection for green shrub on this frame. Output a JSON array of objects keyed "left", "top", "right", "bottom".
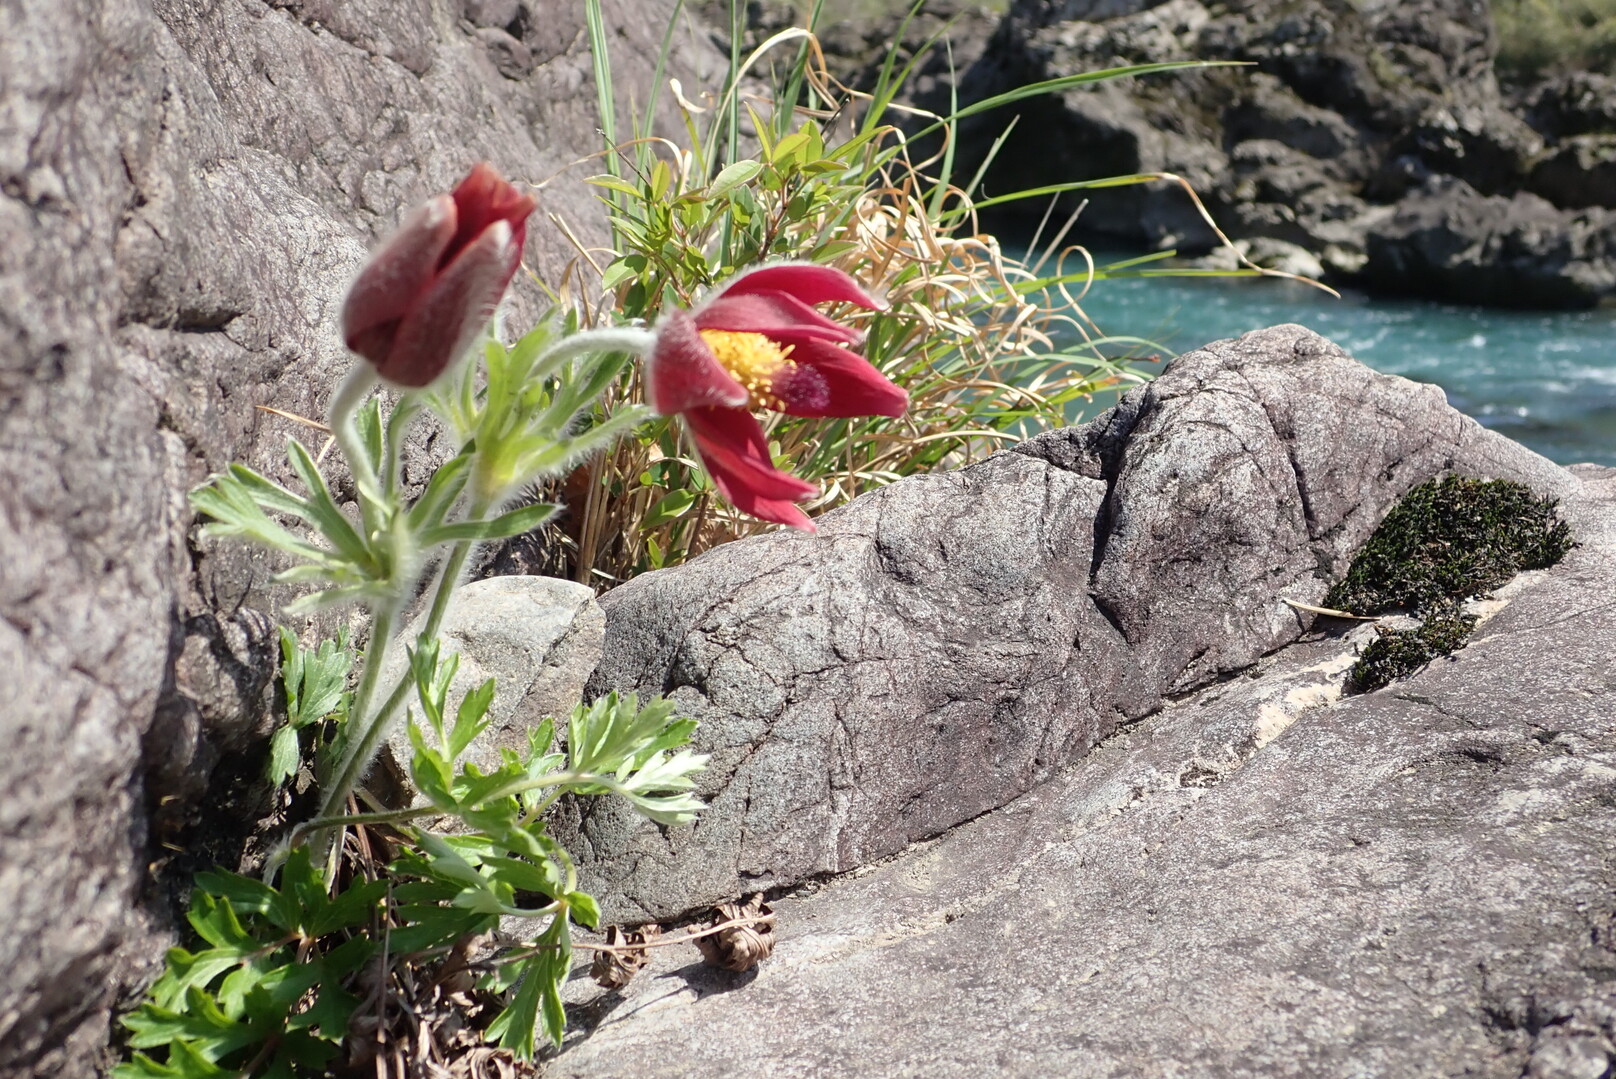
[
  {"left": 1328, "top": 475, "right": 1573, "bottom": 692},
  {"left": 1325, "top": 475, "right": 1572, "bottom": 616}
]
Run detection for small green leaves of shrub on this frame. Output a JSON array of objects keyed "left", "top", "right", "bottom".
[
  {"left": 1325, "top": 475, "right": 1572, "bottom": 616},
  {"left": 1328, "top": 475, "right": 1573, "bottom": 691},
  {"left": 1350, "top": 607, "right": 1480, "bottom": 693},
  {"left": 268, "top": 627, "right": 353, "bottom": 787}
]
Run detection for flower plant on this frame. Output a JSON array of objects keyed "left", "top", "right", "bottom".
[
  {"left": 544, "top": 0, "right": 1248, "bottom": 585},
  {"left": 121, "top": 161, "right": 904, "bottom": 1076}
]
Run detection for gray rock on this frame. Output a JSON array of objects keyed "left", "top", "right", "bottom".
[
  {"left": 1225, "top": 73, "right": 1369, "bottom": 166},
  {"left": 1521, "top": 71, "right": 1616, "bottom": 141},
  {"left": 378, "top": 575, "right": 604, "bottom": 789},
  {"left": 564, "top": 324, "right": 1573, "bottom": 924},
  {"left": 1192, "top": 236, "right": 1326, "bottom": 279},
  {"left": 1529, "top": 134, "right": 1616, "bottom": 211},
  {"left": 0, "top": 1, "right": 715, "bottom": 1074},
  {"left": 1372, "top": 101, "right": 1542, "bottom": 200},
  {"left": 550, "top": 464, "right": 1616, "bottom": 1079},
  {"left": 1364, "top": 177, "right": 1616, "bottom": 308}
]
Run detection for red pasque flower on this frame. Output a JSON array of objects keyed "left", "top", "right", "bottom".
[
  {"left": 342, "top": 163, "right": 537, "bottom": 388},
  {"left": 645, "top": 264, "right": 908, "bottom": 532}
]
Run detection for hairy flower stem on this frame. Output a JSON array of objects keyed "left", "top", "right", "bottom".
[
  {"left": 308, "top": 495, "right": 490, "bottom": 866},
  {"left": 416, "top": 516, "right": 483, "bottom": 648},
  {"left": 310, "top": 604, "right": 393, "bottom": 870},
  {"left": 328, "top": 365, "right": 382, "bottom": 501}
]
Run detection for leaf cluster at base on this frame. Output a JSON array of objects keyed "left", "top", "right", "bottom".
[{"left": 120, "top": 637, "right": 707, "bottom": 1076}]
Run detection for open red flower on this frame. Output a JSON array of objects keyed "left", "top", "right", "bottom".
[
  {"left": 342, "top": 163, "right": 537, "bottom": 388},
  {"left": 645, "top": 264, "right": 908, "bottom": 532}
]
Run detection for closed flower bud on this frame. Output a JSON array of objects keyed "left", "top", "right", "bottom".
[{"left": 341, "top": 163, "right": 537, "bottom": 388}]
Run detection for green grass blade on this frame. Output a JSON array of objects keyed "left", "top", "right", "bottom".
[
  {"left": 583, "top": 0, "right": 620, "bottom": 181},
  {"left": 917, "top": 60, "right": 1245, "bottom": 138}
]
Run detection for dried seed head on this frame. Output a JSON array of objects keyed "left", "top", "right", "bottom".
[
  {"left": 695, "top": 894, "right": 776, "bottom": 972},
  {"left": 590, "top": 924, "right": 663, "bottom": 990}
]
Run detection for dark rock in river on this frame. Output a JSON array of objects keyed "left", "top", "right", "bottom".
[
  {"left": 1520, "top": 70, "right": 1616, "bottom": 141},
  {"left": 564, "top": 324, "right": 1572, "bottom": 923},
  {"left": 1529, "top": 134, "right": 1616, "bottom": 211},
  {"left": 554, "top": 332, "right": 1615, "bottom": 1078},
  {"left": 1364, "top": 177, "right": 1616, "bottom": 307}
]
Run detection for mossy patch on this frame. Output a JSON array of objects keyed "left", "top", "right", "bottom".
[
  {"left": 1327, "top": 475, "right": 1573, "bottom": 692},
  {"left": 1350, "top": 608, "right": 1479, "bottom": 693},
  {"left": 1326, "top": 476, "right": 1572, "bottom": 614}
]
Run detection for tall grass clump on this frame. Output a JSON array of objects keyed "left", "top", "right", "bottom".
[{"left": 545, "top": 0, "right": 1247, "bottom": 585}]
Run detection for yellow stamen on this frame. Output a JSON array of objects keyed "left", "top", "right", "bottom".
[{"left": 699, "top": 329, "right": 795, "bottom": 409}]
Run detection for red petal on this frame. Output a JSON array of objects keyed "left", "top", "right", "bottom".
[
  {"left": 446, "top": 163, "right": 537, "bottom": 271},
  {"left": 646, "top": 309, "right": 750, "bottom": 415},
  {"left": 684, "top": 407, "right": 817, "bottom": 531},
  {"left": 767, "top": 337, "right": 909, "bottom": 418},
  {"left": 342, "top": 194, "right": 456, "bottom": 349},
  {"left": 719, "top": 263, "right": 885, "bottom": 309},
  {"left": 694, "top": 292, "right": 862, "bottom": 345},
  {"left": 373, "top": 220, "right": 517, "bottom": 388},
  {"left": 346, "top": 320, "right": 400, "bottom": 369}
]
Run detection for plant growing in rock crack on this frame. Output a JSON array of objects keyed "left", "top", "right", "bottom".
[
  {"left": 1327, "top": 475, "right": 1574, "bottom": 691},
  {"left": 119, "top": 159, "right": 908, "bottom": 1075}
]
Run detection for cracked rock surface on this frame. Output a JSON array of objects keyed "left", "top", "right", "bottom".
[
  {"left": 0, "top": 2, "right": 711, "bottom": 1074},
  {"left": 553, "top": 468, "right": 1616, "bottom": 1077},
  {"left": 566, "top": 324, "right": 1575, "bottom": 924}
]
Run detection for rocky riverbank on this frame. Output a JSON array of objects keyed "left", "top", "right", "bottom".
[
  {"left": 764, "top": 0, "right": 1616, "bottom": 308},
  {"left": 544, "top": 326, "right": 1616, "bottom": 1077},
  {"left": 7, "top": 1, "right": 1612, "bottom": 1074}
]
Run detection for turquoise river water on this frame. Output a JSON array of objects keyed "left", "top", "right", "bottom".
[{"left": 1065, "top": 269, "right": 1616, "bottom": 467}]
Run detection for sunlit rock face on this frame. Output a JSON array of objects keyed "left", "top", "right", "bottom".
[
  {"left": 566, "top": 324, "right": 1572, "bottom": 923},
  {"left": 555, "top": 328, "right": 1616, "bottom": 1079}
]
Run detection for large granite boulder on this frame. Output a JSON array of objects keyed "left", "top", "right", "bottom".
[
  {"left": 0, "top": 2, "right": 713, "bottom": 1075},
  {"left": 552, "top": 461, "right": 1616, "bottom": 1077},
  {"left": 564, "top": 324, "right": 1573, "bottom": 924}
]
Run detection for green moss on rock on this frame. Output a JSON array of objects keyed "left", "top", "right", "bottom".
[
  {"left": 1325, "top": 475, "right": 1572, "bottom": 615},
  {"left": 1329, "top": 475, "right": 1573, "bottom": 692},
  {"left": 1350, "top": 608, "right": 1479, "bottom": 692}
]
